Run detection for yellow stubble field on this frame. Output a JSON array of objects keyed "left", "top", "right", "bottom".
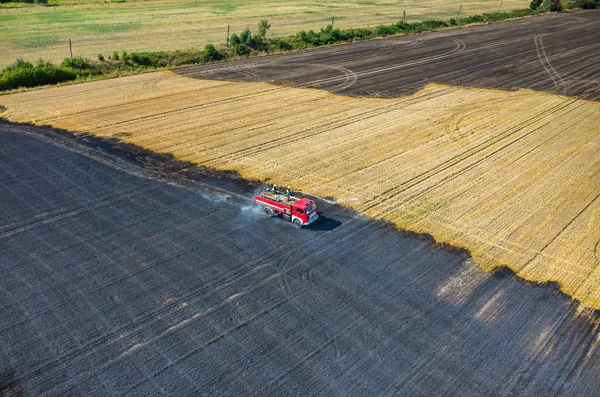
[{"left": 1, "top": 70, "right": 599, "bottom": 308}]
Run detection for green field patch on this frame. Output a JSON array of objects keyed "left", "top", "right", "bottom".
[
  {"left": 211, "top": 2, "right": 238, "bottom": 13},
  {"left": 178, "top": 1, "right": 207, "bottom": 9},
  {"left": 0, "top": 13, "right": 25, "bottom": 20},
  {"left": 13, "top": 36, "right": 59, "bottom": 48},
  {"left": 35, "top": 11, "right": 84, "bottom": 22},
  {"left": 89, "top": 22, "right": 142, "bottom": 33}
]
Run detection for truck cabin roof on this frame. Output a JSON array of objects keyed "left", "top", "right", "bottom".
[{"left": 293, "top": 198, "right": 313, "bottom": 208}]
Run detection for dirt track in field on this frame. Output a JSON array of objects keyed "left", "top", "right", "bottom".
[
  {"left": 2, "top": 120, "right": 600, "bottom": 396},
  {"left": 177, "top": 10, "right": 600, "bottom": 100}
]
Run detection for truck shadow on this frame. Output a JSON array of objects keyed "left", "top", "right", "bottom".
[{"left": 307, "top": 214, "right": 342, "bottom": 231}]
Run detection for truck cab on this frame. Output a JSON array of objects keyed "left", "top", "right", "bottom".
[{"left": 291, "top": 198, "right": 318, "bottom": 226}]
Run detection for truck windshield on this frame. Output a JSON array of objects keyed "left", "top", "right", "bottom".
[{"left": 306, "top": 204, "right": 315, "bottom": 213}]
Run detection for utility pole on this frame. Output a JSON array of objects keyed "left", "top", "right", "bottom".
[
  {"left": 226, "top": 25, "right": 230, "bottom": 47},
  {"left": 456, "top": 4, "right": 463, "bottom": 19},
  {"left": 402, "top": 10, "right": 406, "bottom": 24},
  {"left": 69, "top": 38, "right": 73, "bottom": 64},
  {"left": 331, "top": 16, "right": 335, "bottom": 29},
  {"left": 498, "top": 0, "right": 504, "bottom": 12}
]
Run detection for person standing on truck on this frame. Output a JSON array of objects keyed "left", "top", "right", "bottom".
[
  {"left": 272, "top": 184, "right": 277, "bottom": 193},
  {"left": 286, "top": 186, "right": 291, "bottom": 200}
]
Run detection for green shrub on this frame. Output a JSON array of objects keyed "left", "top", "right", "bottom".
[
  {"left": 240, "top": 28, "right": 252, "bottom": 44},
  {"left": 169, "top": 50, "right": 202, "bottom": 66},
  {"left": 258, "top": 20, "right": 271, "bottom": 38},
  {"left": 376, "top": 25, "right": 399, "bottom": 36},
  {"left": 273, "top": 39, "right": 293, "bottom": 51},
  {"left": 61, "top": 56, "right": 90, "bottom": 69},
  {"left": 203, "top": 44, "right": 220, "bottom": 61},
  {"left": 530, "top": 0, "right": 543, "bottom": 9},
  {"left": 578, "top": 0, "right": 597, "bottom": 8},
  {"left": 129, "top": 52, "right": 151, "bottom": 66},
  {"left": 112, "top": 51, "right": 120, "bottom": 61},
  {"left": 550, "top": 0, "right": 562, "bottom": 10},
  {"left": 97, "top": 54, "right": 105, "bottom": 62},
  {"left": 458, "top": 14, "right": 485, "bottom": 24},
  {"left": 108, "top": 50, "right": 169, "bottom": 67},
  {"left": 233, "top": 44, "right": 250, "bottom": 56},
  {"left": 347, "top": 28, "right": 372, "bottom": 40},
  {"left": 422, "top": 20, "right": 448, "bottom": 29},
  {"left": 0, "top": 59, "right": 77, "bottom": 91},
  {"left": 449, "top": 18, "right": 457, "bottom": 25},
  {"left": 229, "top": 33, "right": 241, "bottom": 46}
]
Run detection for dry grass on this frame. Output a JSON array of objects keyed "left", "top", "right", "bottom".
[
  {"left": 1, "top": 70, "right": 599, "bottom": 309},
  {"left": 0, "top": 0, "right": 529, "bottom": 67}
]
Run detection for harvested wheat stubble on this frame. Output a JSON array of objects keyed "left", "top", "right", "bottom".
[{"left": 1, "top": 70, "right": 598, "bottom": 308}]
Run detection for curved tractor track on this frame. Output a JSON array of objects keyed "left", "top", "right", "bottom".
[{"left": 175, "top": 10, "right": 600, "bottom": 100}]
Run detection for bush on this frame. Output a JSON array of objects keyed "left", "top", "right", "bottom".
[
  {"left": 229, "top": 33, "right": 241, "bottom": 46},
  {"left": 578, "top": 0, "right": 597, "bottom": 8},
  {"left": 258, "top": 20, "right": 271, "bottom": 38},
  {"left": 112, "top": 51, "right": 120, "bottom": 61},
  {"left": 347, "top": 28, "right": 373, "bottom": 40},
  {"left": 129, "top": 52, "right": 151, "bottom": 66},
  {"left": 0, "top": 59, "right": 77, "bottom": 91},
  {"left": 273, "top": 39, "right": 293, "bottom": 51},
  {"left": 240, "top": 28, "right": 252, "bottom": 45},
  {"left": 169, "top": 50, "right": 202, "bottom": 66},
  {"left": 530, "top": 0, "right": 543, "bottom": 8},
  {"left": 232, "top": 44, "right": 250, "bottom": 56},
  {"left": 203, "top": 44, "right": 220, "bottom": 61},
  {"left": 458, "top": 14, "right": 485, "bottom": 24},
  {"left": 550, "top": 0, "right": 562, "bottom": 10},
  {"left": 61, "top": 56, "right": 90, "bottom": 69},
  {"left": 422, "top": 20, "right": 448, "bottom": 29},
  {"left": 376, "top": 25, "right": 399, "bottom": 36},
  {"left": 449, "top": 18, "right": 457, "bottom": 25},
  {"left": 97, "top": 54, "right": 105, "bottom": 62}
]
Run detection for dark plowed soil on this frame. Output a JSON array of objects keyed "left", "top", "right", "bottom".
[
  {"left": 2, "top": 121, "right": 600, "bottom": 396},
  {"left": 175, "top": 10, "right": 600, "bottom": 100}
]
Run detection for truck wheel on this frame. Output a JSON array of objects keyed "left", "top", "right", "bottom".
[
  {"left": 264, "top": 207, "right": 274, "bottom": 216},
  {"left": 292, "top": 219, "right": 302, "bottom": 228}
]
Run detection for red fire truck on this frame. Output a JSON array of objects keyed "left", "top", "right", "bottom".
[{"left": 254, "top": 188, "right": 318, "bottom": 228}]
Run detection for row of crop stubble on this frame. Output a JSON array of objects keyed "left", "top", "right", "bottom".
[{"left": 1, "top": 71, "right": 598, "bottom": 308}]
